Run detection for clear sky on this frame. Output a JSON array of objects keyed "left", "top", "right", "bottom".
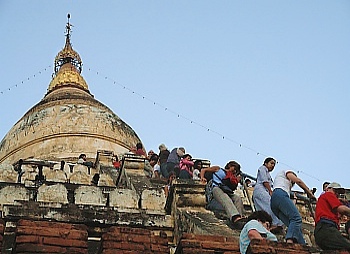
[{"left": 0, "top": 1, "right": 349, "bottom": 196}]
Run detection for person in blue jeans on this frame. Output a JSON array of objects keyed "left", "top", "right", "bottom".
[{"left": 270, "top": 170, "right": 316, "bottom": 244}]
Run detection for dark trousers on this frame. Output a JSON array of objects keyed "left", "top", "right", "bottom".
[
  {"left": 314, "top": 221, "right": 350, "bottom": 250},
  {"left": 160, "top": 162, "right": 168, "bottom": 178},
  {"left": 166, "top": 162, "right": 180, "bottom": 177}
]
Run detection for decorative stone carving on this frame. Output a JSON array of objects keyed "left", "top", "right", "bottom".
[
  {"left": 45, "top": 169, "right": 67, "bottom": 183},
  {"left": 73, "top": 164, "right": 90, "bottom": 175},
  {"left": 141, "top": 189, "right": 166, "bottom": 211},
  {"left": 37, "top": 184, "right": 68, "bottom": 204},
  {"left": 0, "top": 163, "right": 17, "bottom": 183},
  {"left": 21, "top": 165, "right": 38, "bottom": 182},
  {"left": 69, "top": 169, "right": 91, "bottom": 185},
  {"left": 75, "top": 186, "right": 106, "bottom": 206},
  {"left": 0, "top": 186, "right": 29, "bottom": 205},
  {"left": 109, "top": 189, "right": 139, "bottom": 209},
  {"left": 98, "top": 173, "right": 115, "bottom": 187}
]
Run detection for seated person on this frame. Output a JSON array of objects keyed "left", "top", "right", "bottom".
[
  {"left": 192, "top": 160, "right": 202, "bottom": 180},
  {"left": 149, "top": 154, "right": 160, "bottom": 178},
  {"left": 240, "top": 210, "right": 277, "bottom": 254},
  {"left": 130, "top": 142, "right": 146, "bottom": 156},
  {"left": 143, "top": 154, "right": 159, "bottom": 178},
  {"left": 77, "top": 154, "right": 93, "bottom": 167},
  {"left": 200, "top": 160, "right": 246, "bottom": 230},
  {"left": 179, "top": 154, "right": 194, "bottom": 179},
  {"left": 112, "top": 155, "right": 120, "bottom": 171}
]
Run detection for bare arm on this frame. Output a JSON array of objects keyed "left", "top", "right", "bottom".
[
  {"left": 164, "top": 185, "right": 169, "bottom": 197},
  {"left": 286, "top": 172, "right": 316, "bottom": 199},
  {"left": 337, "top": 205, "right": 350, "bottom": 217},
  {"left": 200, "top": 166, "right": 220, "bottom": 183},
  {"left": 248, "top": 229, "right": 264, "bottom": 240}
]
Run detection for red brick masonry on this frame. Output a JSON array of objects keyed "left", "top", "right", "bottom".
[
  {"left": 101, "top": 226, "right": 169, "bottom": 254},
  {"left": 15, "top": 219, "right": 88, "bottom": 254}
]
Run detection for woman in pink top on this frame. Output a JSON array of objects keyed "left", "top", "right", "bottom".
[{"left": 178, "top": 154, "right": 194, "bottom": 179}]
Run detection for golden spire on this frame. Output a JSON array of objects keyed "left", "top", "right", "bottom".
[
  {"left": 53, "top": 13, "right": 83, "bottom": 75},
  {"left": 47, "top": 14, "right": 89, "bottom": 93}
]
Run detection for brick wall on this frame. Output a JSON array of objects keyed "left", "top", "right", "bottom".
[
  {"left": 175, "top": 233, "right": 240, "bottom": 254},
  {"left": 175, "top": 233, "right": 338, "bottom": 254},
  {"left": 101, "top": 226, "right": 169, "bottom": 254},
  {"left": 15, "top": 219, "right": 88, "bottom": 253}
]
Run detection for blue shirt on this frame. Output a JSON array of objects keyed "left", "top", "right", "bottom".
[{"left": 212, "top": 168, "right": 226, "bottom": 187}]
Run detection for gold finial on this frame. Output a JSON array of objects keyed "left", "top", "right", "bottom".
[
  {"left": 52, "top": 14, "right": 83, "bottom": 77},
  {"left": 65, "top": 13, "right": 73, "bottom": 39}
]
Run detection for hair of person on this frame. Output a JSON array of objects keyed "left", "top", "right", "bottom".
[
  {"left": 322, "top": 181, "right": 330, "bottom": 189},
  {"left": 182, "top": 154, "right": 192, "bottom": 159},
  {"left": 150, "top": 154, "right": 159, "bottom": 162},
  {"left": 136, "top": 143, "right": 143, "bottom": 150},
  {"left": 224, "top": 161, "right": 241, "bottom": 172},
  {"left": 194, "top": 160, "right": 202, "bottom": 169},
  {"left": 178, "top": 147, "right": 185, "bottom": 153},
  {"left": 247, "top": 210, "right": 273, "bottom": 224},
  {"left": 159, "top": 143, "right": 167, "bottom": 151},
  {"left": 79, "top": 154, "right": 86, "bottom": 159},
  {"left": 263, "top": 157, "right": 275, "bottom": 165}
]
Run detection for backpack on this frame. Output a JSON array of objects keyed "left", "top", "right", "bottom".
[
  {"left": 221, "top": 170, "right": 239, "bottom": 192},
  {"left": 211, "top": 169, "right": 239, "bottom": 194}
]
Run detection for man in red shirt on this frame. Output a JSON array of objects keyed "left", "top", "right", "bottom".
[{"left": 314, "top": 182, "right": 350, "bottom": 250}]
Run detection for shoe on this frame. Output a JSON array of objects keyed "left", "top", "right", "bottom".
[{"left": 232, "top": 217, "right": 248, "bottom": 230}]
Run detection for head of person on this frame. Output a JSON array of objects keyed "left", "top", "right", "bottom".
[
  {"left": 182, "top": 154, "right": 192, "bottom": 160},
  {"left": 224, "top": 161, "right": 241, "bottom": 175},
  {"left": 247, "top": 210, "right": 273, "bottom": 230},
  {"left": 159, "top": 143, "right": 167, "bottom": 151},
  {"left": 148, "top": 150, "right": 155, "bottom": 157},
  {"left": 136, "top": 142, "right": 143, "bottom": 150},
  {"left": 263, "top": 157, "right": 276, "bottom": 172},
  {"left": 322, "top": 181, "right": 330, "bottom": 191},
  {"left": 79, "top": 154, "right": 86, "bottom": 161},
  {"left": 194, "top": 160, "right": 202, "bottom": 170},
  {"left": 245, "top": 179, "right": 252, "bottom": 185},
  {"left": 326, "top": 182, "right": 345, "bottom": 196},
  {"left": 177, "top": 147, "right": 185, "bottom": 157},
  {"left": 149, "top": 154, "right": 159, "bottom": 166}
]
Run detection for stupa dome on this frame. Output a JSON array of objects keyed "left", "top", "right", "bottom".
[{"left": 0, "top": 15, "right": 142, "bottom": 164}]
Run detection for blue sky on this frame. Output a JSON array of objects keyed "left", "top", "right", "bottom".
[{"left": 0, "top": 1, "right": 349, "bottom": 195}]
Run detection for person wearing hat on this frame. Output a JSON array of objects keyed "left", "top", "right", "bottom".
[{"left": 314, "top": 182, "right": 350, "bottom": 250}]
